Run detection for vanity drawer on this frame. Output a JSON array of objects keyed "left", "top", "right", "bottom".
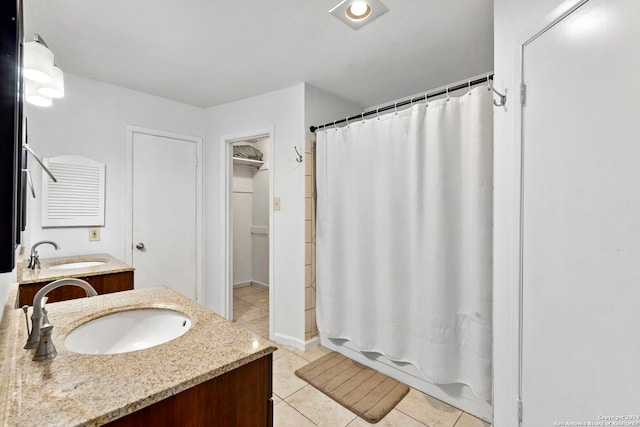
[{"left": 18, "top": 270, "right": 134, "bottom": 306}]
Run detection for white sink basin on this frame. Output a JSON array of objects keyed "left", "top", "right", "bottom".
[
  {"left": 50, "top": 261, "right": 106, "bottom": 270},
  {"left": 65, "top": 308, "right": 191, "bottom": 355}
]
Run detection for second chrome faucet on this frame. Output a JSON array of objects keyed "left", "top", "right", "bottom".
[{"left": 27, "top": 240, "right": 60, "bottom": 270}]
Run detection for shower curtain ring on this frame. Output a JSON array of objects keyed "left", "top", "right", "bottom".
[
  {"left": 425, "top": 93, "right": 429, "bottom": 107},
  {"left": 334, "top": 120, "right": 337, "bottom": 131},
  {"left": 446, "top": 87, "right": 450, "bottom": 102},
  {"left": 376, "top": 107, "right": 380, "bottom": 120},
  {"left": 361, "top": 112, "right": 365, "bottom": 124},
  {"left": 345, "top": 116, "right": 350, "bottom": 128},
  {"left": 468, "top": 80, "right": 472, "bottom": 96},
  {"left": 394, "top": 102, "right": 398, "bottom": 115}
]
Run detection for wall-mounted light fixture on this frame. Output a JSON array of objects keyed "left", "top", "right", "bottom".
[
  {"left": 24, "top": 34, "right": 65, "bottom": 107},
  {"left": 329, "top": 0, "right": 389, "bottom": 30}
]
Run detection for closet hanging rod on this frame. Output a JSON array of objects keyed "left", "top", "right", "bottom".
[{"left": 310, "top": 74, "right": 495, "bottom": 133}]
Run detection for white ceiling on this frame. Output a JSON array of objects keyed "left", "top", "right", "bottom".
[{"left": 24, "top": 0, "right": 493, "bottom": 109}]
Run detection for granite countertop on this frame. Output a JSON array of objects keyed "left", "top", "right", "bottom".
[
  {"left": 0, "top": 286, "right": 277, "bottom": 427},
  {"left": 18, "top": 253, "right": 134, "bottom": 285}
]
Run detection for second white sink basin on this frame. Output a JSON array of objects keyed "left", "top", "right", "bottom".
[
  {"left": 50, "top": 261, "right": 106, "bottom": 270},
  {"left": 65, "top": 308, "right": 191, "bottom": 355}
]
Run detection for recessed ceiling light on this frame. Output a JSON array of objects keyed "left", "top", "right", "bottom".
[
  {"left": 329, "top": 0, "right": 389, "bottom": 30},
  {"left": 346, "top": 1, "right": 371, "bottom": 21}
]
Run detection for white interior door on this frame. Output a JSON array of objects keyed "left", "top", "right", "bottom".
[
  {"left": 131, "top": 131, "right": 198, "bottom": 300},
  {"left": 521, "top": 0, "right": 640, "bottom": 424}
]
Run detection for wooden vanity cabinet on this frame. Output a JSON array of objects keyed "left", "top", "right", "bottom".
[
  {"left": 105, "top": 353, "right": 274, "bottom": 427},
  {"left": 17, "top": 271, "right": 134, "bottom": 306}
]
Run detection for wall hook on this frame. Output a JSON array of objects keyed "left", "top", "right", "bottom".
[
  {"left": 294, "top": 146, "right": 303, "bottom": 163},
  {"left": 487, "top": 76, "right": 507, "bottom": 107}
]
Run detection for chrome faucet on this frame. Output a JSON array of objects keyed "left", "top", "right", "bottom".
[
  {"left": 27, "top": 240, "right": 60, "bottom": 270},
  {"left": 24, "top": 278, "right": 98, "bottom": 360}
]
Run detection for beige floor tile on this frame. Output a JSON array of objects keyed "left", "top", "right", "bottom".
[
  {"left": 241, "top": 316, "right": 270, "bottom": 338},
  {"left": 293, "top": 345, "right": 331, "bottom": 362},
  {"left": 274, "top": 401, "right": 316, "bottom": 427},
  {"left": 347, "top": 409, "right": 427, "bottom": 427},
  {"left": 240, "top": 294, "right": 269, "bottom": 311},
  {"left": 395, "top": 388, "right": 462, "bottom": 427},
  {"left": 273, "top": 394, "right": 283, "bottom": 406},
  {"left": 272, "top": 350, "right": 310, "bottom": 399},
  {"left": 286, "top": 385, "right": 357, "bottom": 426},
  {"left": 233, "top": 305, "right": 268, "bottom": 322},
  {"left": 233, "top": 297, "right": 252, "bottom": 309},
  {"left": 234, "top": 285, "right": 263, "bottom": 297},
  {"left": 251, "top": 300, "right": 270, "bottom": 311},
  {"left": 239, "top": 290, "right": 269, "bottom": 303},
  {"left": 454, "top": 413, "right": 491, "bottom": 427},
  {"left": 274, "top": 342, "right": 303, "bottom": 355},
  {"left": 272, "top": 347, "right": 290, "bottom": 361}
]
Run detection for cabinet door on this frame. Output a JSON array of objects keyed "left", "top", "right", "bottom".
[{"left": 104, "top": 354, "right": 273, "bottom": 426}]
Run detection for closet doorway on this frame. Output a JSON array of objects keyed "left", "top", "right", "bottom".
[{"left": 223, "top": 129, "right": 274, "bottom": 340}]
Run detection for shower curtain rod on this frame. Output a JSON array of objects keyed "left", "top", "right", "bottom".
[{"left": 310, "top": 74, "right": 495, "bottom": 133}]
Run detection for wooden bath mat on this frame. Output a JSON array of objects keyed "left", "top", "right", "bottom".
[{"left": 295, "top": 351, "right": 410, "bottom": 423}]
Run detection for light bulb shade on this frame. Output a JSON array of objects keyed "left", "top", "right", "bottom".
[
  {"left": 25, "top": 81, "right": 53, "bottom": 107},
  {"left": 346, "top": 1, "right": 371, "bottom": 20},
  {"left": 24, "top": 41, "right": 54, "bottom": 83},
  {"left": 37, "top": 66, "right": 64, "bottom": 98}
]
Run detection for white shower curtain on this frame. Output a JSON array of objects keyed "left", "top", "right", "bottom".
[{"left": 316, "top": 86, "right": 493, "bottom": 400}]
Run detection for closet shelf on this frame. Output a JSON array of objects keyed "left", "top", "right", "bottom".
[{"left": 233, "top": 157, "right": 264, "bottom": 169}]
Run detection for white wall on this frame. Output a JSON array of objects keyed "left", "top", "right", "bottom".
[
  {"left": 252, "top": 138, "right": 270, "bottom": 286},
  {"left": 23, "top": 73, "right": 205, "bottom": 263},
  {"left": 232, "top": 165, "right": 255, "bottom": 285},
  {"left": 304, "top": 84, "right": 363, "bottom": 133},
  {"left": 0, "top": 251, "right": 17, "bottom": 319},
  {"left": 205, "top": 83, "right": 360, "bottom": 349},
  {"left": 493, "top": 0, "right": 567, "bottom": 424},
  {"left": 205, "top": 84, "right": 307, "bottom": 346}
]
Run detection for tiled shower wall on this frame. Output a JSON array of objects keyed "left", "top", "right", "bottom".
[{"left": 305, "top": 136, "right": 318, "bottom": 340}]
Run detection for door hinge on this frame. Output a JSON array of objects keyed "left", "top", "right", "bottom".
[
  {"left": 517, "top": 398, "right": 523, "bottom": 422},
  {"left": 520, "top": 83, "right": 527, "bottom": 106}
]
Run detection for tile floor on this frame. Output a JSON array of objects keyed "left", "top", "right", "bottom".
[{"left": 233, "top": 285, "right": 491, "bottom": 427}]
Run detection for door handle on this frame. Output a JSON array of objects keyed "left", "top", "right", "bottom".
[{"left": 136, "top": 243, "right": 145, "bottom": 250}]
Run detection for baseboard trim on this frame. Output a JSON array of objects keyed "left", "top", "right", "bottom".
[
  {"left": 272, "top": 332, "right": 306, "bottom": 351},
  {"left": 251, "top": 280, "right": 269, "bottom": 290},
  {"left": 233, "top": 281, "right": 252, "bottom": 288},
  {"left": 304, "top": 336, "right": 320, "bottom": 351},
  {"left": 233, "top": 280, "right": 269, "bottom": 289}
]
